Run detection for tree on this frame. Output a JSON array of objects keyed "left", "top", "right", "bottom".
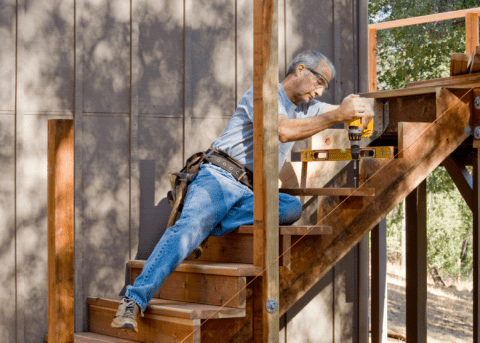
[
  {"left": 371, "top": 0, "right": 478, "bottom": 280},
  {"left": 369, "top": 0, "right": 480, "bottom": 90}
]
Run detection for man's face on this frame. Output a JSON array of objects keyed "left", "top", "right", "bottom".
[{"left": 293, "top": 60, "right": 332, "bottom": 104}]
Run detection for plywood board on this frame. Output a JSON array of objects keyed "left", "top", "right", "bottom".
[
  {"left": 184, "top": 0, "right": 236, "bottom": 119},
  {"left": 23, "top": 0, "right": 74, "bottom": 113},
  {"left": 137, "top": 1, "right": 184, "bottom": 116},
  {"left": 81, "top": 117, "right": 130, "bottom": 297},
  {"left": 0, "top": 0, "right": 16, "bottom": 112},
  {"left": 82, "top": 0, "right": 130, "bottom": 113},
  {"left": 0, "top": 115, "right": 15, "bottom": 341},
  {"left": 136, "top": 117, "right": 183, "bottom": 259},
  {"left": 185, "top": 117, "right": 230, "bottom": 158},
  {"left": 16, "top": 116, "right": 49, "bottom": 342}
]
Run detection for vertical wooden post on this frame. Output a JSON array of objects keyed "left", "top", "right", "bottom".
[
  {"left": 466, "top": 12, "right": 479, "bottom": 56},
  {"left": 48, "top": 119, "right": 75, "bottom": 343},
  {"left": 368, "top": 28, "right": 377, "bottom": 92},
  {"left": 371, "top": 218, "right": 388, "bottom": 343},
  {"left": 253, "top": 0, "right": 279, "bottom": 342},
  {"left": 474, "top": 148, "right": 480, "bottom": 343},
  {"left": 358, "top": 235, "right": 369, "bottom": 343},
  {"left": 405, "top": 180, "right": 427, "bottom": 343}
]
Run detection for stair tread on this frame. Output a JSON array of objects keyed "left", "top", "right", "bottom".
[
  {"left": 279, "top": 187, "right": 375, "bottom": 196},
  {"left": 235, "top": 224, "right": 332, "bottom": 235},
  {"left": 88, "top": 297, "right": 246, "bottom": 319},
  {"left": 129, "top": 260, "right": 262, "bottom": 277},
  {"left": 74, "top": 332, "right": 140, "bottom": 342}
]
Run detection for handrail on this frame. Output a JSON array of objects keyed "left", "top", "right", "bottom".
[{"left": 368, "top": 8, "right": 480, "bottom": 91}]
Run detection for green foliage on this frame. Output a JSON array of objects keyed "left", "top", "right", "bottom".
[
  {"left": 369, "top": 0, "right": 480, "bottom": 90},
  {"left": 370, "top": 1, "right": 478, "bottom": 279}
]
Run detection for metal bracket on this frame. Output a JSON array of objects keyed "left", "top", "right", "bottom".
[{"left": 266, "top": 299, "right": 278, "bottom": 313}]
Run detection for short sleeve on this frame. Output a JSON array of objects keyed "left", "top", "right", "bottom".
[{"left": 296, "top": 99, "right": 330, "bottom": 118}]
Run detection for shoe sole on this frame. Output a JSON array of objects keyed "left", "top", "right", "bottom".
[{"left": 111, "top": 322, "right": 138, "bottom": 333}]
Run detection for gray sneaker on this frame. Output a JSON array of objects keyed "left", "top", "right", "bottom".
[{"left": 111, "top": 297, "right": 142, "bottom": 332}]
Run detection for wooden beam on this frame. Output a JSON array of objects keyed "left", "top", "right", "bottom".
[
  {"left": 442, "top": 155, "right": 473, "bottom": 212},
  {"left": 406, "top": 180, "right": 427, "bottom": 343},
  {"left": 469, "top": 46, "right": 480, "bottom": 73},
  {"left": 253, "top": 0, "right": 279, "bottom": 341},
  {"left": 407, "top": 71, "right": 480, "bottom": 89},
  {"left": 369, "top": 7, "right": 480, "bottom": 30},
  {"left": 371, "top": 219, "right": 387, "bottom": 343},
  {"left": 279, "top": 187, "right": 375, "bottom": 197},
  {"left": 474, "top": 149, "right": 480, "bottom": 343},
  {"left": 48, "top": 119, "right": 74, "bottom": 343},
  {"left": 450, "top": 53, "right": 469, "bottom": 76},
  {"left": 466, "top": 13, "right": 479, "bottom": 57},
  {"left": 279, "top": 88, "right": 472, "bottom": 316},
  {"left": 358, "top": 235, "right": 370, "bottom": 343},
  {"left": 369, "top": 28, "right": 377, "bottom": 92}
]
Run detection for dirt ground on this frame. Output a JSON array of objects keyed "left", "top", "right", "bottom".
[{"left": 378, "top": 264, "right": 473, "bottom": 343}]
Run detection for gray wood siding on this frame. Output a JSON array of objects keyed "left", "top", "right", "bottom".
[{"left": 0, "top": 0, "right": 367, "bottom": 341}]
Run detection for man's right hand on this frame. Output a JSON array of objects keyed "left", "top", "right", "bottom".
[{"left": 337, "top": 94, "right": 374, "bottom": 124}]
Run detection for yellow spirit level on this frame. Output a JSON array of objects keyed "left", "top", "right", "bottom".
[{"left": 300, "top": 146, "right": 393, "bottom": 162}]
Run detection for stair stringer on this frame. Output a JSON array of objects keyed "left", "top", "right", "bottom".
[{"left": 278, "top": 87, "right": 472, "bottom": 315}]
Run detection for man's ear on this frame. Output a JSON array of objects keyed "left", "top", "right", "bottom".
[{"left": 296, "top": 64, "right": 306, "bottom": 76}]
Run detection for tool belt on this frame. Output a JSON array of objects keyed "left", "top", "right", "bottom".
[
  {"left": 167, "top": 149, "right": 253, "bottom": 211},
  {"left": 204, "top": 148, "right": 254, "bottom": 190}
]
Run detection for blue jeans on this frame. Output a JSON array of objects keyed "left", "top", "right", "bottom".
[{"left": 126, "top": 163, "right": 302, "bottom": 311}]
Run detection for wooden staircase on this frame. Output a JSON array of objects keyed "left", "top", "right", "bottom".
[{"left": 48, "top": 80, "right": 476, "bottom": 342}]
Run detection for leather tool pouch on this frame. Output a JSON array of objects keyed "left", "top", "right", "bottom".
[{"left": 167, "top": 151, "right": 206, "bottom": 211}]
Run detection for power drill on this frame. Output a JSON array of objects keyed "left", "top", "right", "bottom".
[{"left": 347, "top": 117, "right": 373, "bottom": 188}]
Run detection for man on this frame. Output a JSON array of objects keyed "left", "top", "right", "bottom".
[{"left": 111, "top": 50, "right": 373, "bottom": 332}]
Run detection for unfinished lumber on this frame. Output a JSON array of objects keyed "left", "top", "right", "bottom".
[
  {"left": 466, "top": 13, "right": 480, "bottom": 56},
  {"left": 279, "top": 187, "right": 375, "bottom": 197},
  {"left": 47, "top": 120, "right": 74, "bottom": 343},
  {"left": 407, "top": 71, "right": 480, "bottom": 89},
  {"left": 278, "top": 88, "right": 472, "bottom": 316},
  {"left": 129, "top": 260, "right": 262, "bottom": 277},
  {"left": 130, "top": 268, "right": 247, "bottom": 308},
  {"left": 88, "top": 298, "right": 245, "bottom": 320},
  {"left": 253, "top": 0, "right": 279, "bottom": 340},
  {"left": 450, "top": 53, "right": 469, "bottom": 76},
  {"left": 469, "top": 46, "right": 480, "bottom": 73},
  {"left": 88, "top": 301, "right": 201, "bottom": 343},
  {"left": 442, "top": 155, "right": 474, "bottom": 211}
]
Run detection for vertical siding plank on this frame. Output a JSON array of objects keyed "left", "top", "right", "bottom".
[
  {"left": 137, "top": 0, "right": 184, "bottom": 116},
  {"left": 0, "top": 116, "right": 16, "bottom": 342},
  {"left": 82, "top": 0, "right": 131, "bottom": 113},
  {"left": 74, "top": 0, "right": 86, "bottom": 331},
  {"left": 0, "top": 1, "right": 17, "bottom": 341},
  {"left": 130, "top": 0, "right": 140, "bottom": 260},
  {"left": 15, "top": 0, "right": 26, "bottom": 340},
  {"left": 371, "top": 219, "right": 388, "bottom": 343},
  {"left": 236, "top": 0, "right": 253, "bottom": 99}
]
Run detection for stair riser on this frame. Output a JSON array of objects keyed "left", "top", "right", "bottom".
[
  {"left": 131, "top": 268, "right": 247, "bottom": 308},
  {"left": 186, "top": 234, "right": 253, "bottom": 264},
  {"left": 89, "top": 305, "right": 200, "bottom": 343}
]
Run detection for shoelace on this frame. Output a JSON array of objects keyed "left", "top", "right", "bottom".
[{"left": 122, "top": 299, "right": 136, "bottom": 319}]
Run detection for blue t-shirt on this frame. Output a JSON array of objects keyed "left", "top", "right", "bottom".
[{"left": 211, "top": 83, "right": 329, "bottom": 171}]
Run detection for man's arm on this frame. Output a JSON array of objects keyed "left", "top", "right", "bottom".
[{"left": 278, "top": 94, "right": 373, "bottom": 143}]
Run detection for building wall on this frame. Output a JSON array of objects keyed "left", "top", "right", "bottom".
[{"left": 0, "top": 0, "right": 367, "bottom": 341}]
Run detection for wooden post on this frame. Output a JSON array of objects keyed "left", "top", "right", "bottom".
[
  {"left": 466, "top": 12, "right": 479, "bottom": 56},
  {"left": 358, "top": 235, "right": 369, "bottom": 343},
  {"left": 48, "top": 119, "right": 75, "bottom": 343},
  {"left": 371, "top": 218, "right": 388, "bottom": 343},
  {"left": 405, "top": 180, "right": 427, "bottom": 343},
  {"left": 253, "top": 0, "right": 279, "bottom": 341},
  {"left": 474, "top": 148, "right": 480, "bottom": 343},
  {"left": 368, "top": 28, "right": 377, "bottom": 92}
]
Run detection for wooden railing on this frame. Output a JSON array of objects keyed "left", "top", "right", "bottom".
[{"left": 368, "top": 7, "right": 480, "bottom": 91}]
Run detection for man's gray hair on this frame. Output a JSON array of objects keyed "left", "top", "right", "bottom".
[{"left": 286, "top": 50, "right": 336, "bottom": 79}]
